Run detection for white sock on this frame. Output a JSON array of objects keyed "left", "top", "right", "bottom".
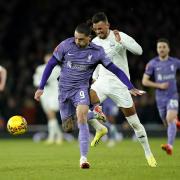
[
  {"left": 53, "top": 119, "right": 63, "bottom": 140},
  {"left": 47, "top": 120, "right": 55, "bottom": 140},
  {"left": 126, "top": 114, "right": 152, "bottom": 157},
  {"left": 48, "top": 119, "right": 62, "bottom": 140},
  {"left": 88, "top": 119, "right": 106, "bottom": 131}
]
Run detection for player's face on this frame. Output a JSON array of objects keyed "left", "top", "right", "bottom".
[
  {"left": 93, "top": 21, "right": 110, "bottom": 39},
  {"left": 74, "top": 31, "right": 90, "bottom": 48},
  {"left": 157, "top": 42, "right": 170, "bottom": 58}
]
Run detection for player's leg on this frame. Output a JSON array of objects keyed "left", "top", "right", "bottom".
[
  {"left": 110, "top": 88, "right": 157, "bottom": 167},
  {"left": 48, "top": 95, "right": 63, "bottom": 144},
  {"left": 76, "top": 104, "right": 90, "bottom": 168},
  {"left": 161, "top": 99, "right": 178, "bottom": 155},
  {"left": 121, "top": 105, "right": 157, "bottom": 167},
  {"left": 102, "top": 98, "right": 122, "bottom": 147},
  {"left": 74, "top": 88, "right": 91, "bottom": 169},
  {"left": 88, "top": 88, "right": 108, "bottom": 146},
  {"left": 45, "top": 110, "right": 62, "bottom": 144},
  {"left": 40, "top": 97, "right": 58, "bottom": 144}
]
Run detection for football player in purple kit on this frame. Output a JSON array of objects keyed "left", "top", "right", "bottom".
[
  {"left": 34, "top": 23, "right": 142, "bottom": 169},
  {"left": 142, "top": 38, "right": 180, "bottom": 155}
]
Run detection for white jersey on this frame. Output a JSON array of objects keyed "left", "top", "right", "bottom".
[
  {"left": 33, "top": 64, "right": 60, "bottom": 92},
  {"left": 33, "top": 64, "right": 61, "bottom": 111},
  {"left": 92, "top": 30, "right": 142, "bottom": 87},
  {"left": 91, "top": 30, "right": 142, "bottom": 107}
]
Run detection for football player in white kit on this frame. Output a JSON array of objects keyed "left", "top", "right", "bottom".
[
  {"left": 88, "top": 12, "right": 157, "bottom": 167},
  {"left": 33, "top": 54, "right": 63, "bottom": 144}
]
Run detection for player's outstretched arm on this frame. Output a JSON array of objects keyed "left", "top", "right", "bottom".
[
  {"left": 106, "top": 62, "right": 144, "bottom": 96},
  {"left": 38, "top": 56, "right": 58, "bottom": 90},
  {"left": 142, "top": 73, "right": 169, "bottom": 89},
  {"left": 113, "top": 30, "right": 142, "bottom": 55},
  {"left": 34, "top": 56, "right": 58, "bottom": 101}
]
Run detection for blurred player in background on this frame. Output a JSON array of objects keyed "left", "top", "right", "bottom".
[
  {"left": 142, "top": 38, "right": 180, "bottom": 155},
  {"left": 34, "top": 23, "right": 141, "bottom": 169},
  {"left": 87, "top": 12, "right": 157, "bottom": 167},
  {"left": 102, "top": 98, "right": 123, "bottom": 147},
  {"left": 33, "top": 54, "right": 63, "bottom": 145},
  {"left": 0, "top": 65, "right": 7, "bottom": 92}
]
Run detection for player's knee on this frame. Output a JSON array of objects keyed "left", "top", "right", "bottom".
[{"left": 62, "top": 116, "right": 76, "bottom": 133}]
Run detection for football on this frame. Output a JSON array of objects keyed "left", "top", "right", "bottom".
[{"left": 7, "top": 115, "right": 27, "bottom": 135}]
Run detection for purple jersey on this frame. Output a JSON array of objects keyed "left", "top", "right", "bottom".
[
  {"left": 53, "top": 37, "right": 111, "bottom": 91},
  {"left": 145, "top": 56, "right": 180, "bottom": 99}
]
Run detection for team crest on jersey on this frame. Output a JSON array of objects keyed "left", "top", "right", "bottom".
[
  {"left": 170, "top": 65, "right": 174, "bottom": 71},
  {"left": 87, "top": 54, "right": 92, "bottom": 62}
]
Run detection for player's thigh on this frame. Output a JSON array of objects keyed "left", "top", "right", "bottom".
[
  {"left": 59, "top": 99, "right": 76, "bottom": 122},
  {"left": 59, "top": 99, "right": 76, "bottom": 133},
  {"left": 166, "top": 99, "right": 179, "bottom": 122},
  {"left": 73, "top": 88, "right": 90, "bottom": 106},
  {"left": 71, "top": 88, "right": 90, "bottom": 123},
  {"left": 91, "top": 80, "right": 107, "bottom": 103},
  {"left": 157, "top": 103, "right": 167, "bottom": 125},
  {"left": 90, "top": 89, "right": 100, "bottom": 104}
]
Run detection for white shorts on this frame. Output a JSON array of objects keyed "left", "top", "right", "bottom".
[
  {"left": 91, "top": 79, "right": 133, "bottom": 108},
  {"left": 40, "top": 90, "right": 59, "bottom": 112}
]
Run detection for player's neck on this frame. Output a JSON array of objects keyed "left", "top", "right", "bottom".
[{"left": 159, "top": 55, "right": 169, "bottom": 61}]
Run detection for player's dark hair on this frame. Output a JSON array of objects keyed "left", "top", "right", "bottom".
[
  {"left": 75, "top": 23, "right": 91, "bottom": 36},
  {"left": 92, "top": 12, "right": 108, "bottom": 23},
  {"left": 157, "top": 38, "right": 170, "bottom": 47}
]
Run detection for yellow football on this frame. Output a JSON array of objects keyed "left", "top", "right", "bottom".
[{"left": 7, "top": 115, "right": 27, "bottom": 135}]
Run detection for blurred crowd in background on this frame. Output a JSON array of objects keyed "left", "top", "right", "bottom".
[{"left": 0, "top": 0, "right": 180, "bottom": 127}]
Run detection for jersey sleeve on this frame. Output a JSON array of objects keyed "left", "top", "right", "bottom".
[
  {"left": 53, "top": 41, "right": 66, "bottom": 62},
  {"left": 119, "top": 32, "right": 143, "bottom": 55},
  {"left": 144, "top": 60, "right": 154, "bottom": 76}
]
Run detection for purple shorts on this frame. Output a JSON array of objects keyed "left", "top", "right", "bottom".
[
  {"left": 157, "top": 97, "right": 179, "bottom": 120},
  {"left": 59, "top": 88, "right": 90, "bottom": 121}
]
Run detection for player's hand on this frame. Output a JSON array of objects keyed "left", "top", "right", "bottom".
[
  {"left": 34, "top": 89, "right": 44, "bottom": 101},
  {"left": 113, "top": 30, "right": 121, "bottom": 42},
  {"left": 158, "top": 82, "right": 169, "bottom": 90},
  {"left": 129, "top": 88, "right": 146, "bottom": 96}
]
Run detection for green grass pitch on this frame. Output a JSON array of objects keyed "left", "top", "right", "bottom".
[{"left": 0, "top": 138, "right": 179, "bottom": 180}]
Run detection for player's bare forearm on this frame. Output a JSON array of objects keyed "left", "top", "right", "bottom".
[
  {"left": 34, "top": 89, "right": 44, "bottom": 101},
  {"left": 142, "top": 75, "right": 169, "bottom": 90}
]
